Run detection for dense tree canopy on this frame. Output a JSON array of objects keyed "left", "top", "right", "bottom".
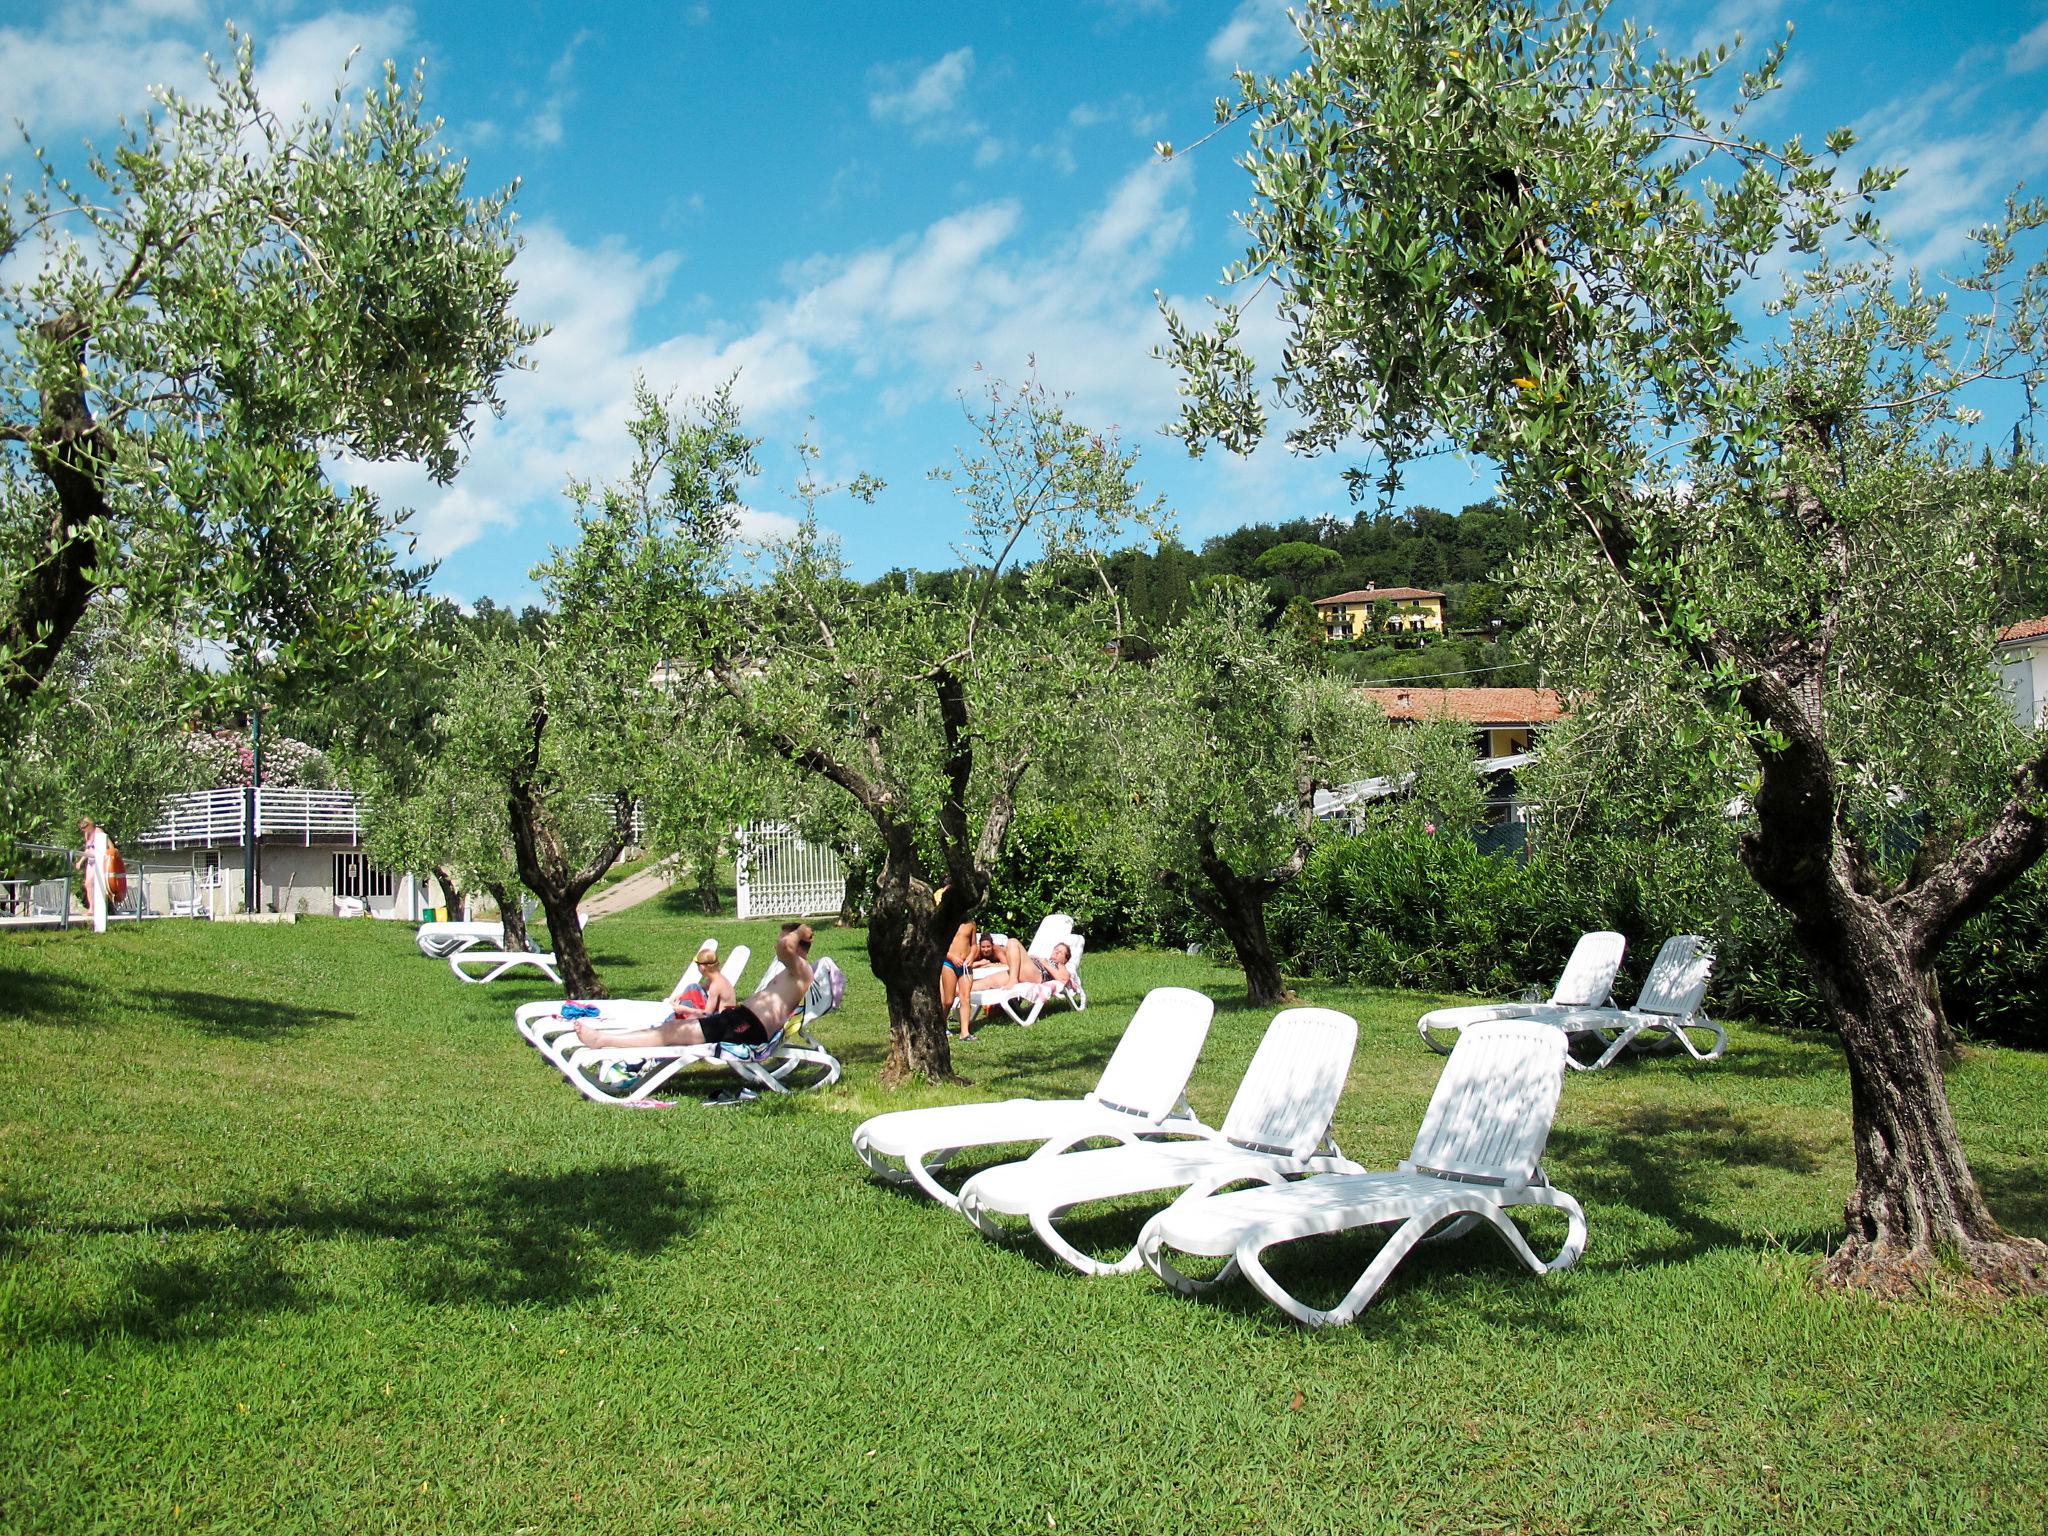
[{"left": 0, "top": 32, "right": 535, "bottom": 716}]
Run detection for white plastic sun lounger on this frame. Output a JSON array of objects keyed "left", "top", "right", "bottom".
[
  {"left": 417, "top": 919, "right": 504, "bottom": 958},
  {"left": 852, "top": 986, "right": 1216, "bottom": 1210},
  {"left": 1138, "top": 1018, "right": 1586, "bottom": 1327},
  {"left": 1540, "top": 934, "right": 1720, "bottom": 1071},
  {"left": 515, "top": 942, "right": 752, "bottom": 1050},
  {"left": 448, "top": 911, "right": 592, "bottom": 986},
  {"left": 956, "top": 1007, "right": 1361, "bottom": 1276},
  {"left": 451, "top": 946, "right": 563, "bottom": 985},
  {"left": 540, "top": 957, "right": 845, "bottom": 1106},
  {"left": 1417, "top": 931, "right": 1626, "bottom": 1054}
]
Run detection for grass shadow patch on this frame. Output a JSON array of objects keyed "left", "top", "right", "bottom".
[
  {"left": 33, "top": 1162, "right": 713, "bottom": 1341},
  {"left": 1553, "top": 1104, "right": 1834, "bottom": 1266},
  {"left": 143, "top": 987, "right": 354, "bottom": 1041},
  {"left": 0, "top": 966, "right": 101, "bottom": 1028}
]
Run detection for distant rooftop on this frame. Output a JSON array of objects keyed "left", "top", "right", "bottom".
[
  {"left": 1312, "top": 586, "right": 1444, "bottom": 607},
  {"left": 1997, "top": 616, "right": 2048, "bottom": 645},
  {"left": 1361, "top": 686, "right": 1566, "bottom": 726}
]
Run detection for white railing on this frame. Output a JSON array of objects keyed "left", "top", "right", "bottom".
[
  {"left": 734, "top": 820, "right": 845, "bottom": 919},
  {"left": 136, "top": 788, "right": 365, "bottom": 848},
  {"left": 257, "top": 789, "right": 363, "bottom": 846},
  {"left": 136, "top": 788, "right": 246, "bottom": 847}
]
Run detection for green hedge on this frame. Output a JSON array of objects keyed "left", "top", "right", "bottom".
[{"left": 1268, "top": 824, "right": 2043, "bottom": 1047}]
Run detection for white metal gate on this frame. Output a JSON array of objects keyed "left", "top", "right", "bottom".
[{"left": 734, "top": 821, "right": 845, "bottom": 920}]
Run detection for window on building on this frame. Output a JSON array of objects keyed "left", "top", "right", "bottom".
[{"left": 333, "top": 852, "right": 397, "bottom": 900}]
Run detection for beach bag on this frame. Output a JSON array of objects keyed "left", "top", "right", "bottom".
[{"left": 105, "top": 841, "right": 128, "bottom": 903}]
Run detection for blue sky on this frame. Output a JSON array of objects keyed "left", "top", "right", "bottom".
[{"left": 8, "top": 0, "right": 2048, "bottom": 605}]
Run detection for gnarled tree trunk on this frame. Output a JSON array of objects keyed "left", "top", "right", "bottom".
[
  {"left": 431, "top": 863, "right": 466, "bottom": 922},
  {"left": 1739, "top": 669, "right": 2048, "bottom": 1295},
  {"left": 504, "top": 690, "right": 633, "bottom": 1000},
  {"left": 1160, "top": 813, "right": 1308, "bottom": 1008},
  {"left": 869, "top": 864, "right": 962, "bottom": 1086}
]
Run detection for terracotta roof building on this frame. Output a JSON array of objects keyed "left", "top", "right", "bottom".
[
  {"left": 1312, "top": 584, "right": 1445, "bottom": 640},
  {"left": 1361, "top": 686, "right": 1567, "bottom": 758},
  {"left": 1997, "top": 615, "right": 2048, "bottom": 729}
]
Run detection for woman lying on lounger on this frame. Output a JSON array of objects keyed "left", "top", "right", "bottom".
[{"left": 576, "top": 923, "right": 815, "bottom": 1052}]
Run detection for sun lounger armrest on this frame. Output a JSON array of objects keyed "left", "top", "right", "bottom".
[{"left": 1398, "top": 1159, "right": 1520, "bottom": 1189}]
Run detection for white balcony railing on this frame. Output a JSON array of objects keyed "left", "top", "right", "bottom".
[{"left": 136, "top": 788, "right": 364, "bottom": 848}]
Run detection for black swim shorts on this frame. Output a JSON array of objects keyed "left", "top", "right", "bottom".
[{"left": 697, "top": 1004, "right": 771, "bottom": 1047}]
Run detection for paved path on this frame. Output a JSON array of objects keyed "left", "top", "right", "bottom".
[{"left": 582, "top": 858, "right": 679, "bottom": 920}]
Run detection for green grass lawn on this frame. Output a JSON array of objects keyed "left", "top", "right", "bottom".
[{"left": 2, "top": 902, "right": 2044, "bottom": 1535}]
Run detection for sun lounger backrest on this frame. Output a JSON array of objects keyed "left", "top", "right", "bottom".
[
  {"left": 1405, "top": 1019, "right": 1567, "bottom": 1183},
  {"left": 1552, "top": 931, "right": 1626, "bottom": 1006},
  {"left": 1635, "top": 935, "right": 1713, "bottom": 1017},
  {"left": 722, "top": 944, "right": 753, "bottom": 996},
  {"left": 1086, "top": 986, "right": 1215, "bottom": 1122},
  {"left": 1219, "top": 1008, "right": 1359, "bottom": 1158},
  {"left": 1025, "top": 914, "right": 1075, "bottom": 958}
]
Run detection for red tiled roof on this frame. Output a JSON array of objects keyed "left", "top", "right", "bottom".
[
  {"left": 1361, "top": 686, "right": 1567, "bottom": 726},
  {"left": 1312, "top": 587, "right": 1444, "bottom": 606},
  {"left": 1998, "top": 616, "right": 2048, "bottom": 645}
]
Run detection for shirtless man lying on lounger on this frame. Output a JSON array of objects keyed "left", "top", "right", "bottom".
[{"left": 575, "top": 923, "right": 816, "bottom": 1051}]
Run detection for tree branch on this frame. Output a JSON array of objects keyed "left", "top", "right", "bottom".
[{"left": 1890, "top": 741, "right": 2048, "bottom": 959}]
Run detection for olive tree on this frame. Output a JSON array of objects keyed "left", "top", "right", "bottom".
[
  {"left": 695, "top": 382, "right": 1159, "bottom": 1083},
  {"left": 1161, "top": 0, "right": 2048, "bottom": 1292},
  {"left": 0, "top": 32, "right": 535, "bottom": 712},
  {"left": 1110, "top": 579, "right": 1388, "bottom": 1003}
]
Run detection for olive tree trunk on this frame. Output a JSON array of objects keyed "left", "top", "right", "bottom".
[
  {"left": 868, "top": 867, "right": 962, "bottom": 1085},
  {"left": 504, "top": 692, "right": 634, "bottom": 1001},
  {"left": 1740, "top": 667, "right": 2048, "bottom": 1295},
  {"left": 1160, "top": 813, "right": 1307, "bottom": 1008},
  {"left": 484, "top": 880, "right": 530, "bottom": 952}
]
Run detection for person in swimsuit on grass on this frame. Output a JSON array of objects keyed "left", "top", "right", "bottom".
[
  {"left": 575, "top": 923, "right": 815, "bottom": 1052},
  {"left": 937, "top": 898, "right": 978, "bottom": 1039}
]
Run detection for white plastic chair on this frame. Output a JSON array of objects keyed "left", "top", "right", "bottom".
[
  {"left": 853, "top": 987, "right": 1216, "bottom": 1210},
  {"left": 1417, "top": 931, "right": 1626, "bottom": 1053},
  {"left": 956, "top": 1007, "right": 1360, "bottom": 1276},
  {"left": 450, "top": 947, "right": 562, "bottom": 985},
  {"left": 539, "top": 957, "right": 845, "bottom": 1106},
  {"left": 1139, "top": 1018, "right": 1586, "bottom": 1327}
]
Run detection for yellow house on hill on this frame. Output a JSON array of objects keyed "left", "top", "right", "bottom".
[{"left": 1312, "top": 585, "right": 1445, "bottom": 640}]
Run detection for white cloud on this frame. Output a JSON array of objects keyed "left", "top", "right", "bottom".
[
  {"left": 0, "top": 2, "right": 417, "bottom": 162},
  {"left": 868, "top": 46, "right": 975, "bottom": 127},
  {"left": 731, "top": 505, "right": 803, "bottom": 545},
  {"left": 256, "top": 8, "right": 415, "bottom": 113},
  {"left": 521, "top": 26, "right": 593, "bottom": 148},
  {"left": 1204, "top": 0, "right": 1301, "bottom": 76},
  {"left": 369, "top": 149, "right": 1209, "bottom": 565},
  {"left": 2010, "top": 17, "right": 2048, "bottom": 74}
]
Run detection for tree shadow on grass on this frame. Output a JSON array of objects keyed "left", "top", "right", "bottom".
[
  {"left": 1975, "top": 1164, "right": 2048, "bottom": 1242},
  {"left": 0, "top": 967, "right": 100, "bottom": 1028},
  {"left": 140, "top": 986, "right": 354, "bottom": 1041},
  {"left": 22, "top": 1161, "right": 711, "bottom": 1343},
  {"left": 1549, "top": 1103, "right": 1836, "bottom": 1267}
]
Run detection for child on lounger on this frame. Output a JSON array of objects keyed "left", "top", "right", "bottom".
[
  {"left": 576, "top": 923, "right": 816, "bottom": 1052},
  {"left": 666, "top": 943, "right": 735, "bottom": 1016}
]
